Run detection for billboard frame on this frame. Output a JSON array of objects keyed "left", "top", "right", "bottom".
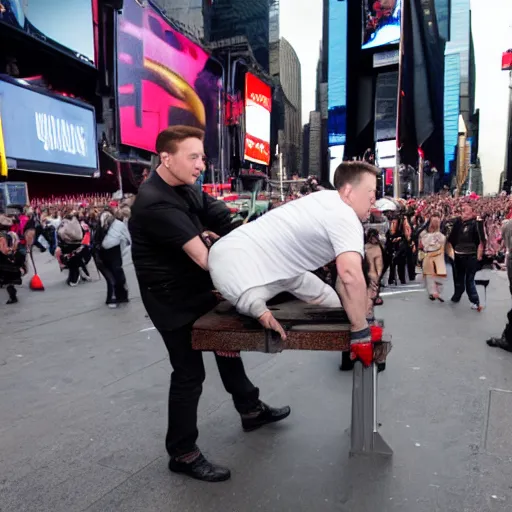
[{"left": 0, "top": 75, "right": 99, "bottom": 178}]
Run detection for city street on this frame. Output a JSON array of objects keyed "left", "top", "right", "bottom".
[{"left": 2, "top": 252, "right": 512, "bottom": 512}]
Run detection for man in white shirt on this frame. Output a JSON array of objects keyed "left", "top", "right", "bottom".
[{"left": 202, "top": 161, "right": 379, "bottom": 347}]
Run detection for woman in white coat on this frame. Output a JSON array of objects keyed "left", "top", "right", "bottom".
[{"left": 94, "top": 210, "right": 131, "bottom": 308}]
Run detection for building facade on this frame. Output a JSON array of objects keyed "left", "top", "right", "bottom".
[
  {"left": 441, "top": 0, "right": 478, "bottom": 187},
  {"left": 155, "top": 0, "right": 208, "bottom": 39},
  {"left": 445, "top": 0, "right": 474, "bottom": 129},
  {"left": 270, "top": 37, "right": 302, "bottom": 176},
  {"left": 208, "top": 0, "right": 272, "bottom": 71},
  {"left": 308, "top": 111, "right": 322, "bottom": 175}
]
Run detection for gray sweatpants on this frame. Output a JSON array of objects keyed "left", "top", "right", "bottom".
[{"left": 235, "top": 272, "right": 342, "bottom": 319}]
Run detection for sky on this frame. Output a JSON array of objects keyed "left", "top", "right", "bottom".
[
  {"left": 279, "top": 0, "right": 324, "bottom": 126},
  {"left": 470, "top": 0, "right": 511, "bottom": 194}
]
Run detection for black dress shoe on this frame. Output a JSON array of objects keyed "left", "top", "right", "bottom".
[
  {"left": 241, "top": 401, "right": 291, "bottom": 432},
  {"left": 486, "top": 337, "right": 512, "bottom": 353},
  {"left": 169, "top": 453, "right": 231, "bottom": 482}
]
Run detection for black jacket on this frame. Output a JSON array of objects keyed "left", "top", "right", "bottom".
[{"left": 129, "top": 173, "right": 233, "bottom": 331}]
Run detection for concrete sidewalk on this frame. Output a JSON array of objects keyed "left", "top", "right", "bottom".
[{"left": 1, "top": 252, "right": 512, "bottom": 511}]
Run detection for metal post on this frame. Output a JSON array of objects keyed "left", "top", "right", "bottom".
[
  {"left": 505, "top": 70, "right": 512, "bottom": 187},
  {"left": 393, "top": 0, "right": 406, "bottom": 199},
  {"left": 117, "top": 161, "right": 123, "bottom": 198},
  {"left": 279, "top": 151, "right": 284, "bottom": 201},
  {"left": 209, "top": 55, "right": 227, "bottom": 185},
  {"left": 350, "top": 361, "right": 393, "bottom": 457},
  {"left": 418, "top": 153, "right": 424, "bottom": 196}
]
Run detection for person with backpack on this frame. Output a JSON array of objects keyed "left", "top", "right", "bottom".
[
  {"left": 93, "top": 210, "right": 131, "bottom": 308},
  {"left": 56, "top": 212, "right": 91, "bottom": 286}
]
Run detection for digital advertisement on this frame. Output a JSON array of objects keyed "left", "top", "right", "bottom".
[
  {"left": 117, "top": 0, "right": 221, "bottom": 159},
  {"left": 328, "top": 0, "right": 347, "bottom": 147},
  {"left": 362, "top": 0, "right": 401, "bottom": 50},
  {"left": 243, "top": 73, "right": 272, "bottom": 166},
  {"left": 0, "top": 0, "right": 95, "bottom": 64},
  {"left": 0, "top": 78, "right": 98, "bottom": 176}
]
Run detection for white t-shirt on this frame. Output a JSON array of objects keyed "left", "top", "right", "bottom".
[{"left": 208, "top": 190, "right": 364, "bottom": 304}]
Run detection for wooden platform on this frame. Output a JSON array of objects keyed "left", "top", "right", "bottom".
[
  {"left": 192, "top": 299, "right": 393, "bottom": 456},
  {"left": 192, "top": 300, "right": 352, "bottom": 353}
]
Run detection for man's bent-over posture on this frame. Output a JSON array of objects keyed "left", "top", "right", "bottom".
[{"left": 207, "top": 161, "right": 379, "bottom": 345}]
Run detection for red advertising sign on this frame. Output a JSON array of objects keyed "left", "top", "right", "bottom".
[
  {"left": 244, "top": 73, "right": 272, "bottom": 166},
  {"left": 502, "top": 50, "right": 512, "bottom": 71}
]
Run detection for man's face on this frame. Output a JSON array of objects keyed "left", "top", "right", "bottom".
[
  {"left": 461, "top": 205, "right": 474, "bottom": 221},
  {"left": 161, "top": 137, "right": 206, "bottom": 186},
  {"left": 347, "top": 172, "right": 377, "bottom": 221}
]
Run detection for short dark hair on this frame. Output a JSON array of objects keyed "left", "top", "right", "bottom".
[
  {"left": 155, "top": 125, "right": 205, "bottom": 154},
  {"left": 333, "top": 161, "right": 380, "bottom": 189}
]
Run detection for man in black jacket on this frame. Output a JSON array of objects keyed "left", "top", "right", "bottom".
[
  {"left": 447, "top": 204, "right": 485, "bottom": 310},
  {"left": 129, "top": 126, "right": 290, "bottom": 483}
]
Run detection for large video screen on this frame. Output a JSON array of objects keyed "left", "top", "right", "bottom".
[
  {"left": 117, "top": 0, "right": 221, "bottom": 159},
  {"left": 0, "top": 0, "right": 95, "bottom": 64},
  {"left": 0, "top": 78, "right": 98, "bottom": 176},
  {"left": 328, "top": 0, "right": 347, "bottom": 147},
  {"left": 362, "top": 0, "right": 401, "bottom": 50},
  {"left": 244, "top": 73, "right": 271, "bottom": 166}
]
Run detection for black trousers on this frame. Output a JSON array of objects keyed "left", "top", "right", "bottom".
[
  {"left": 406, "top": 247, "right": 417, "bottom": 281},
  {"left": 389, "top": 254, "right": 406, "bottom": 285},
  {"left": 160, "top": 325, "right": 260, "bottom": 457},
  {"left": 452, "top": 253, "right": 480, "bottom": 305},
  {"left": 507, "top": 256, "right": 512, "bottom": 296},
  {"left": 96, "top": 246, "right": 127, "bottom": 304}
]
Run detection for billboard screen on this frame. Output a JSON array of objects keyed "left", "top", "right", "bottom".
[
  {"left": 362, "top": 0, "right": 401, "bottom": 50},
  {"left": 244, "top": 73, "right": 271, "bottom": 166},
  {"left": 328, "top": 0, "right": 347, "bottom": 147},
  {"left": 117, "top": 0, "right": 221, "bottom": 160},
  {"left": 0, "top": 0, "right": 95, "bottom": 65},
  {"left": 0, "top": 78, "right": 98, "bottom": 176}
]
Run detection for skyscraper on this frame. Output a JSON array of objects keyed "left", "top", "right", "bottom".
[
  {"left": 308, "top": 111, "right": 322, "bottom": 174},
  {"left": 270, "top": 37, "right": 302, "bottom": 175},
  {"left": 446, "top": 0, "right": 473, "bottom": 127},
  {"left": 208, "top": 0, "right": 272, "bottom": 71}
]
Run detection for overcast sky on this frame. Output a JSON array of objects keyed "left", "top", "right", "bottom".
[
  {"left": 280, "top": 0, "right": 323, "bottom": 126},
  {"left": 470, "top": 0, "right": 511, "bottom": 193}
]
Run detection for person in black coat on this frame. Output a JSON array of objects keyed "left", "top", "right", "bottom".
[{"left": 447, "top": 203, "right": 485, "bottom": 309}]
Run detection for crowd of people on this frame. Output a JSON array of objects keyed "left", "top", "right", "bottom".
[
  {"left": 3, "top": 185, "right": 512, "bottom": 311},
  {"left": 361, "top": 191, "right": 512, "bottom": 315},
  {"left": 0, "top": 194, "right": 133, "bottom": 306}
]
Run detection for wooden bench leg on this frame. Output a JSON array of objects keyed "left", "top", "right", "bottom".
[{"left": 350, "top": 361, "right": 393, "bottom": 456}]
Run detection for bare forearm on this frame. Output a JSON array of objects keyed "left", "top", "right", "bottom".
[{"left": 336, "top": 275, "right": 368, "bottom": 331}]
